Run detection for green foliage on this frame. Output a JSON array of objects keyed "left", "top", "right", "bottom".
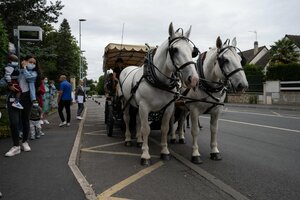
[
  {"left": 0, "top": 17, "right": 8, "bottom": 67},
  {"left": 0, "top": 0, "right": 64, "bottom": 40},
  {"left": 266, "top": 63, "right": 300, "bottom": 81},
  {"left": 55, "top": 19, "right": 80, "bottom": 78},
  {"left": 270, "top": 37, "right": 300, "bottom": 65},
  {"left": 243, "top": 64, "right": 264, "bottom": 92},
  {"left": 0, "top": 96, "right": 10, "bottom": 138},
  {"left": 96, "top": 75, "right": 105, "bottom": 95}
]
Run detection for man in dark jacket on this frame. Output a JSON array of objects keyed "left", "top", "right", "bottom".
[{"left": 75, "top": 79, "right": 85, "bottom": 120}]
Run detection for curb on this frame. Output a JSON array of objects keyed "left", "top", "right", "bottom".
[{"left": 68, "top": 107, "right": 97, "bottom": 200}]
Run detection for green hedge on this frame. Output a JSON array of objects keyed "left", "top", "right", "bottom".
[
  {"left": 0, "top": 96, "right": 10, "bottom": 138},
  {"left": 243, "top": 64, "right": 264, "bottom": 92},
  {"left": 266, "top": 63, "right": 300, "bottom": 81}
]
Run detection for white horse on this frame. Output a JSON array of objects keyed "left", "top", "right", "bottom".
[
  {"left": 171, "top": 36, "right": 248, "bottom": 164},
  {"left": 119, "top": 23, "right": 199, "bottom": 166}
]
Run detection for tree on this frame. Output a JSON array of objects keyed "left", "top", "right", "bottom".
[
  {"left": 270, "top": 37, "right": 300, "bottom": 65},
  {"left": 55, "top": 19, "right": 80, "bottom": 78},
  {"left": 0, "top": 17, "right": 8, "bottom": 67},
  {"left": 0, "top": 0, "right": 64, "bottom": 40},
  {"left": 96, "top": 75, "right": 105, "bottom": 95}
]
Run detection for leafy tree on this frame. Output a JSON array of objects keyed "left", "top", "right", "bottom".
[
  {"left": 270, "top": 37, "right": 300, "bottom": 65},
  {"left": 0, "top": 0, "right": 64, "bottom": 40},
  {"left": 96, "top": 75, "right": 105, "bottom": 95},
  {"left": 56, "top": 19, "right": 80, "bottom": 78},
  {"left": 0, "top": 17, "right": 8, "bottom": 67}
]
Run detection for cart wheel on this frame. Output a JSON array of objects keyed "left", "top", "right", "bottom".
[{"left": 107, "top": 105, "right": 114, "bottom": 137}]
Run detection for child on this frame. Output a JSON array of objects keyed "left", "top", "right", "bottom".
[
  {"left": 21, "top": 57, "right": 38, "bottom": 103},
  {"left": 29, "top": 101, "right": 42, "bottom": 139},
  {"left": 4, "top": 54, "right": 23, "bottom": 109}
]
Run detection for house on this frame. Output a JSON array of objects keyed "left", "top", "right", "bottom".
[
  {"left": 284, "top": 34, "right": 300, "bottom": 62},
  {"left": 241, "top": 42, "right": 270, "bottom": 70}
]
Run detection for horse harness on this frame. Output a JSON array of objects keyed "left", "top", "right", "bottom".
[
  {"left": 121, "top": 36, "right": 198, "bottom": 119},
  {"left": 179, "top": 44, "right": 246, "bottom": 114}
]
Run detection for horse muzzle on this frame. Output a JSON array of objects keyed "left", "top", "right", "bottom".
[{"left": 186, "top": 75, "right": 199, "bottom": 88}]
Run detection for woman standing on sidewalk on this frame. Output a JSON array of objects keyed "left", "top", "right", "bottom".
[
  {"left": 5, "top": 55, "right": 41, "bottom": 157},
  {"left": 41, "top": 77, "right": 51, "bottom": 124}
]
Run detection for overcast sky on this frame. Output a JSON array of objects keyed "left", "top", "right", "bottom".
[{"left": 54, "top": 0, "right": 300, "bottom": 80}]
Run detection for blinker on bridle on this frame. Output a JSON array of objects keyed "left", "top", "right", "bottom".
[
  {"left": 168, "top": 34, "right": 200, "bottom": 72},
  {"left": 217, "top": 46, "right": 246, "bottom": 80}
]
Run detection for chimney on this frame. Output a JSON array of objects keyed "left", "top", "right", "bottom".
[{"left": 254, "top": 41, "right": 258, "bottom": 55}]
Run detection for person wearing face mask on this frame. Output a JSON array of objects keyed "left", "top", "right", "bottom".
[
  {"left": 4, "top": 54, "right": 23, "bottom": 109},
  {"left": 5, "top": 55, "right": 41, "bottom": 157},
  {"left": 23, "top": 58, "right": 38, "bottom": 103},
  {"left": 41, "top": 77, "right": 51, "bottom": 124}
]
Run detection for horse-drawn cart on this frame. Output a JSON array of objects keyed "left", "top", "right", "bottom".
[{"left": 103, "top": 43, "right": 151, "bottom": 136}]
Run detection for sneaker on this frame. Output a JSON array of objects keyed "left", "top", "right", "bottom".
[
  {"left": 43, "top": 120, "right": 50, "bottom": 124},
  {"left": 12, "top": 102, "right": 24, "bottom": 109},
  {"left": 76, "top": 116, "right": 83, "bottom": 120},
  {"left": 21, "top": 142, "right": 31, "bottom": 152},
  {"left": 30, "top": 136, "right": 35, "bottom": 140},
  {"left": 5, "top": 146, "right": 21, "bottom": 157},
  {"left": 39, "top": 120, "right": 44, "bottom": 125},
  {"left": 59, "top": 121, "right": 67, "bottom": 127},
  {"left": 67, "top": 123, "right": 70, "bottom": 127},
  {"left": 40, "top": 131, "right": 45, "bottom": 136}
]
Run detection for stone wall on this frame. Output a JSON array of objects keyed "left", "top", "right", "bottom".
[
  {"left": 227, "top": 93, "right": 260, "bottom": 104},
  {"left": 277, "top": 92, "right": 300, "bottom": 105}
]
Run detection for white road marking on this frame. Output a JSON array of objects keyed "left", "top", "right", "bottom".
[
  {"left": 200, "top": 116, "right": 300, "bottom": 133},
  {"left": 225, "top": 109, "right": 300, "bottom": 120},
  {"left": 272, "top": 111, "right": 281, "bottom": 116},
  {"left": 81, "top": 149, "right": 160, "bottom": 158}
]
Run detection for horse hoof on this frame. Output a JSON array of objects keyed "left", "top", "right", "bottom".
[
  {"left": 170, "top": 139, "right": 177, "bottom": 144},
  {"left": 191, "top": 156, "right": 203, "bottom": 164},
  {"left": 160, "top": 153, "right": 170, "bottom": 161},
  {"left": 124, "top": 141, "right": 132, "bottom": 147},
  {"left": 210, "top": 153, "right": 222, "bottom": 161},
  {"left": 141, "top": 158, "right": 151, "bottom": 166},
  {"left": 179, "top": 139, "right": 185, "bottom": 144},
  {"left": 136, "top": 142, "right": 143, "bottom": 148}
]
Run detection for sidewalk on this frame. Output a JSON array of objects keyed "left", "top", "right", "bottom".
[{"left": 0, "top": 104, "right": 85, "bottom": 200}]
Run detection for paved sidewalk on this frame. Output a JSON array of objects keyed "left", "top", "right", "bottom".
[{"left": 0, "top": 104, "right": 85, "bottom": 200}]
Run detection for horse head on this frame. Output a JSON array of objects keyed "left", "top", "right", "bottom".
[
  {"left": 213, "top": 36, "right": 248, "bottom": 92},
  {"left": 164, "top": 23, "right": 199, "bottom": 88}
]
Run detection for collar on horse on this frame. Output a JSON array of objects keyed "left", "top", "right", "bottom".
[{"left": 144, "top": 48, "right": 178, "bottom": 91}]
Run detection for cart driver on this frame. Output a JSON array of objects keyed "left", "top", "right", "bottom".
[{"left": 113, "top": 57, "right": 124, "bottom": 81}]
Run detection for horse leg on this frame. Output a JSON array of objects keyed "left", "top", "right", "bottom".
[
  {"left": 136, "top": 113, "right": 143, "bottom": 148},
  {"left": 139, "top": 106, "right": 151, "bottom": 166},
  {"left": 169, "top": 112, "right": 177, "bottom": 144},
  {"left": 178, "top": 111, "right": 188, "bottom": 144},
  {"left": 123, "top": 106, "right": 132, "bottom": 146},
  {"left": 190, "top": 111, "right": 202, "bottom": 164},
  {"left": 160, "top": 106, "right": 173, "bottom": 161},
  {"left": 210, "top": 111, "right": 222, "bottom": 160}
]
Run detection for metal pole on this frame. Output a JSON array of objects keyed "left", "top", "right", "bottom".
[
  {"left": 79, "top": 19, "right": 86, "bottom": 80},
  {"left": 79, "top": 20, "right": 82, "bottom": 80}
]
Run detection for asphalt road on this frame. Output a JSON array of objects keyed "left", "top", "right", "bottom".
[
  {"left": 79, "top": 99, "right": 300, "bottom": 200},
  {"left": 169, "top": 106, "right": 300, "bottom": 200}
]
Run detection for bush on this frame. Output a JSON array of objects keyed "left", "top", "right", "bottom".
[
  {"left": 243, "top": 64, "right": 264, "bottom": 92},
  {"left": 0, "top": 95, "right": 10, "bottom": 138},
  {"left": 266, "top": 63, "right": 300, "bottom": 81}
]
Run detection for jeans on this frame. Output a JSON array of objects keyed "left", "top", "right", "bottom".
[
  {"left": 58, "top": 100, "right": 71, "bottom": 123},
  {"left": 7, "top": 91, "right": 32, "bottom": 146},
  {"left": 77, "top": 103, "right": 84, "bottom": 116}
]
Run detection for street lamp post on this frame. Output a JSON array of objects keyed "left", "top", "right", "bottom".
[{"left": 79, "top": 19, "right": 86, "bottom": 80}]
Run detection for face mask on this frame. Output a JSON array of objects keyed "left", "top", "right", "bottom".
[
  {"left": 44, "top": 80, "right": 48, "bottom": 83},
  {"left": 11, "top": 62, "right": 18, "bottom": 66},
  {"left": 27, "top": 63, "right": 36, "bottom": 70}
]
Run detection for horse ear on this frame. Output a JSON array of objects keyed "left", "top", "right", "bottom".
[
  {"left": 169, "top": 22, "right": 175, "bottom": 38},
  {"left": 216, "top": 36, "right": 222, "bottom": 49},
  {"left": 184, "top": 25, "right": 192, "bottom": 38},
  {"left": 232, "top": 37, "right": 237, "bottom": 47}
]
